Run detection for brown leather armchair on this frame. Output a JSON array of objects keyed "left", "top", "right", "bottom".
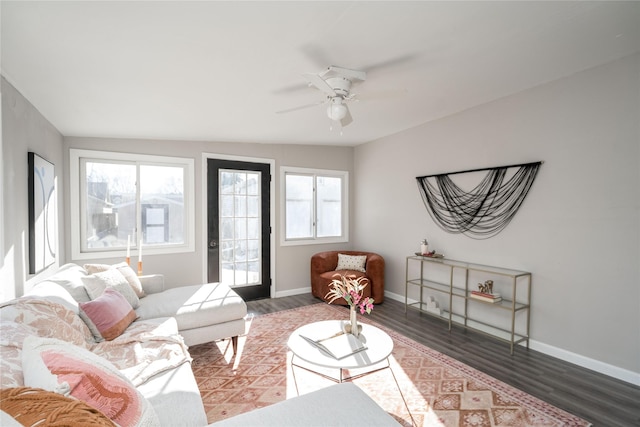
[{"left": 311, "top": 251, "right": 385, "bottom": 305}]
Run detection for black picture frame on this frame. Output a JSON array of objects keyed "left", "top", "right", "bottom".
[{"left": 28, "top": 152, "right": 56, "bottom": 274}]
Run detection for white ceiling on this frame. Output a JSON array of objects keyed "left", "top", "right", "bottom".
[{"left": 2, "top": 1, "right": 639, "bottom": 146}]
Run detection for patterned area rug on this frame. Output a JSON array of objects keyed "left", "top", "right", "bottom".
[{"left": 191, "top": 303, "right": 590, "bottom": 426}]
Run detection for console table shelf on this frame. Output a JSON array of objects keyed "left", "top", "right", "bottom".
[{"left": 405, "top": 255, "right": 531, "bottom": 354}]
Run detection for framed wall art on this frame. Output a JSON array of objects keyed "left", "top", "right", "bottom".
[{"left": 28, "top": 152, "right": 57, "bottom": 274}]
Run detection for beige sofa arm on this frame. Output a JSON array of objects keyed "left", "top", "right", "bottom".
[{"left": 139, "top": 274, "right": 165, "bottom": 295}]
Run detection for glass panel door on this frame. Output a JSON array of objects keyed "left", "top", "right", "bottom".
[
  {"left": 207, "top": 158, "right": 271, "bottom": 301},
  {"left": 219, "top": 170, "right": 261, "bottom": 286}
]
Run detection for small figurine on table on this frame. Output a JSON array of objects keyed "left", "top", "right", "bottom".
[{"left": 478, "top": 280, "right": 494, "bottom": 294}]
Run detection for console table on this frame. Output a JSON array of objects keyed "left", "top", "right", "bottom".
[{"left": 405, "top": 255, "right": 531, "bottom": 354}]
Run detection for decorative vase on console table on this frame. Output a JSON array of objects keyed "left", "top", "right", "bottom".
[{"left": 420, "top": 238, "right": 429, "bottom": 255}]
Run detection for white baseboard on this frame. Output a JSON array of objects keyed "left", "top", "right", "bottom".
[
  {"left": 274, "top": 287, "right": 311, "bottom": 299},
  {"left": 383, "top": 290, "right": 640, "bottom": 386},
  {"left": 272, "top": 289, "right": 640, "bottom": 386},
  {"left": 385, "top": 290, "right": 409, "bottom": 304},
  {"left": 528, "top": 340, "right": 640, "bottom": 386}
]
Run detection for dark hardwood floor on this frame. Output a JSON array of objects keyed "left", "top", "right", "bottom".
[{"left": 247, "top": 294, "right": 640, "bottom": 427}]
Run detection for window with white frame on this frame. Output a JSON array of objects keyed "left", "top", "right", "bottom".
[
  {"left": 281, "top": 167, "right": 348, "bottom": 245},
  {"left": 70, "top": 149, "right": 194, "bottom": 259}
]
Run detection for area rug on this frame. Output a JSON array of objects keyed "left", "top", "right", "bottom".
[{"left": 190, "top": 303, "right": 590, "bottom": 426}]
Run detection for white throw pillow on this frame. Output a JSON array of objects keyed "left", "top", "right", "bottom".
[
  {"left": 336, "top": 254, "right": 367, "bottom": 273},
  {"left": 21, "top": 335, "right": 160, "bottom": 427},
  {"left": 84, "top": 262, "right": 146, "bottom": 298},
  {"left": 82, "top": 269, "right": 140, "bottom": 309}
]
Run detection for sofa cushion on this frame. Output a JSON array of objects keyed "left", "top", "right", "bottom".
[
  {"left": 21, "top": 335, "right": 160, "bottom": 427},
  {"left": 91, "top": 317, "right": 192, "bottom": 388},
  {"left": 26, "top": 281, "right": 79, "bottom": 314},
  {"left": 84, "top": 262, "right": 145, "bottom": 298},
  {"left": 1, "top": 409, "right": 24, "bottom": 427},
  {"left": 0, "top": 298, "right": 93, "bottom": 348},
  {"left": 82, "top": 269, "right": 140, "bottom": 309},
  {"left": 0, "top": 320, "right": 36, "bottom": 388},
  {"left": 139, "top": 274, "right": 164, "bottom": 295},
  {"left": 209, "top": 382, "right": 401, "bottom": 426},
  {"left": 136, "top": 358, "right": 208, "bottom": 427},
  {"left": 135, "top": 282, "right": 246, "bottom": 331},
  {"left": 336, "top": 253, "right": 367, "bottom": 272},
  {"left": 45, "top": 263, "right": 92, "bottom": 303},
  {"left": 79, "top": 288, "right": 137, "bottom": 341},
  {"left": 320, "top": 270, "right": 370, "bottom": 285}
]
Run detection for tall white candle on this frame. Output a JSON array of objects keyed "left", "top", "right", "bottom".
[
  {"left": 138, "top": 240, "right": 142, "bottom": 262},
  {"left": 126, "top": 235, "right": 131, "bottom": 258}
]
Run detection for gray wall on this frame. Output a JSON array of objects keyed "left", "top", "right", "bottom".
[
  {"left": 353, "top": 54, "right": 640, "bottom": 382},
  {"left": 1, "top": 77, "right": 65, "bottom": 300},
  {"left": 62, "top": 137, "right": 354, "bottom": 292},
  {"left": 1, "top": 74, "right": 355, "bottom": 297}
]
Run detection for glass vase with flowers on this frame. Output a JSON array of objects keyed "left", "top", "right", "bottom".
[{"left": 325, "top": 274, "right": 374, "bottom": 337}]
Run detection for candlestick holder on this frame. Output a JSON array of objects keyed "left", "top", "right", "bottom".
[
  {"left": 137, "top": 261, "right": 143, "bottom": 276},
  {"left": 126, "top": 256, "right": 131, "bottom": 266}
]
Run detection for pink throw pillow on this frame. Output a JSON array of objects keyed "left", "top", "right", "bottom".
[
  {"left": 79, "top": 288, "right": 137, "bottom": 341},
  {"left": 22, "top": 336, "right": 159, "bottom": 426}
]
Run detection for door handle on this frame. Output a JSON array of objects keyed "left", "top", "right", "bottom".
[{"left": 209, "top": 240, "right": 218, "bottom": 248}]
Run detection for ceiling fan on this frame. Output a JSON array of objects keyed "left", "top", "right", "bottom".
[{"left": 277, "top": 65, "right": 367, "bottom": 127}]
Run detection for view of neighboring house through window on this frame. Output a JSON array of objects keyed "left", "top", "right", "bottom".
[
  {"left": 281, "top": 167, "right": 348, "bottom": 245},
  {"left": 70, "top": 149, "right": 194, "bottom": 259},
  {"left": 83, "top": 161, "right": 136, "bottom": 250}
]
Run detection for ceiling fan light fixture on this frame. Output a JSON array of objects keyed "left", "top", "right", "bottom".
[{"left": 327, "top": 102, "right": 347, "bottom": 121}]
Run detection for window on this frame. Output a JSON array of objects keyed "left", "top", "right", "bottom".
[
  {"left": 70, "top": 149, "right": 194, "bottom": 259},
  {"left": 281, "top": 167, "right": 348, "bottom": 245}
]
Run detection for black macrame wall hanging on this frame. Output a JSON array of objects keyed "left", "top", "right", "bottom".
[{"left": 416, "top": 161, "right": 542, "bottom": 239}]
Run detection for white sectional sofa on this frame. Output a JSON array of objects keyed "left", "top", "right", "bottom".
[
  {"left": 0, "top": 263, "right": 400, "bottom": 426},
  {"left": 40, "top": 263, "right": 248, "bottom": 349}
]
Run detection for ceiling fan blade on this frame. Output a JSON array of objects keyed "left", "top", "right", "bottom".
[
  {"left": 276, "top": 100, "right": 325, "bottom": 114},
  {"left": 272, "top": 82, "right": 308, "bottom": 95},
  {"left": 340, "top": 106, "right": 353, "bottom": 127},
  {"left": 356, "top": 88, "right": 407, "bottom": 101},
  {"left": 328, "top": 66, "right": 366, "bottom": 82},
  {"left": 359, "top": 53, "right": 418, "bottom": 75},
  {"left": 303, "top": 73, "right": 336, "bottom": 96}
]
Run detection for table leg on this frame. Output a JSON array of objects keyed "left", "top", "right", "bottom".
[
  {"left": 387, "top": 359, "right": 416, "bottom": 427},
  {"left": 290, "top": 355, "right": 415, "bottom": 426}
]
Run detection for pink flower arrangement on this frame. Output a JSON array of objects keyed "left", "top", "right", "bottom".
[{"left": 325, "top": 274, "right": 374, "bottom": 315}]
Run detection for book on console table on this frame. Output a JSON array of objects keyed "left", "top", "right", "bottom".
[
  {"left": 470, "top": 291, "right": 502, "bottom": 303},
  {"left": 300, "top": 331, "right": 367, "bottom": 360}
]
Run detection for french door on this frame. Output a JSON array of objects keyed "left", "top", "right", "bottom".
[{"left": 207, "top": 158, "right": 271, "bottom": 300}]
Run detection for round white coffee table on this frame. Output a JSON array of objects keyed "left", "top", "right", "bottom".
[{"left": 287, "top": 320, "right": 394, "bottom": 382}]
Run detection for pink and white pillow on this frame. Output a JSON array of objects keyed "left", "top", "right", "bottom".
[
  {"left": 21, "top": 335, "right": 159, "bottom": 427},
  {"left": 79, "top": 288, "right": 137, "bottom": 341}
]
